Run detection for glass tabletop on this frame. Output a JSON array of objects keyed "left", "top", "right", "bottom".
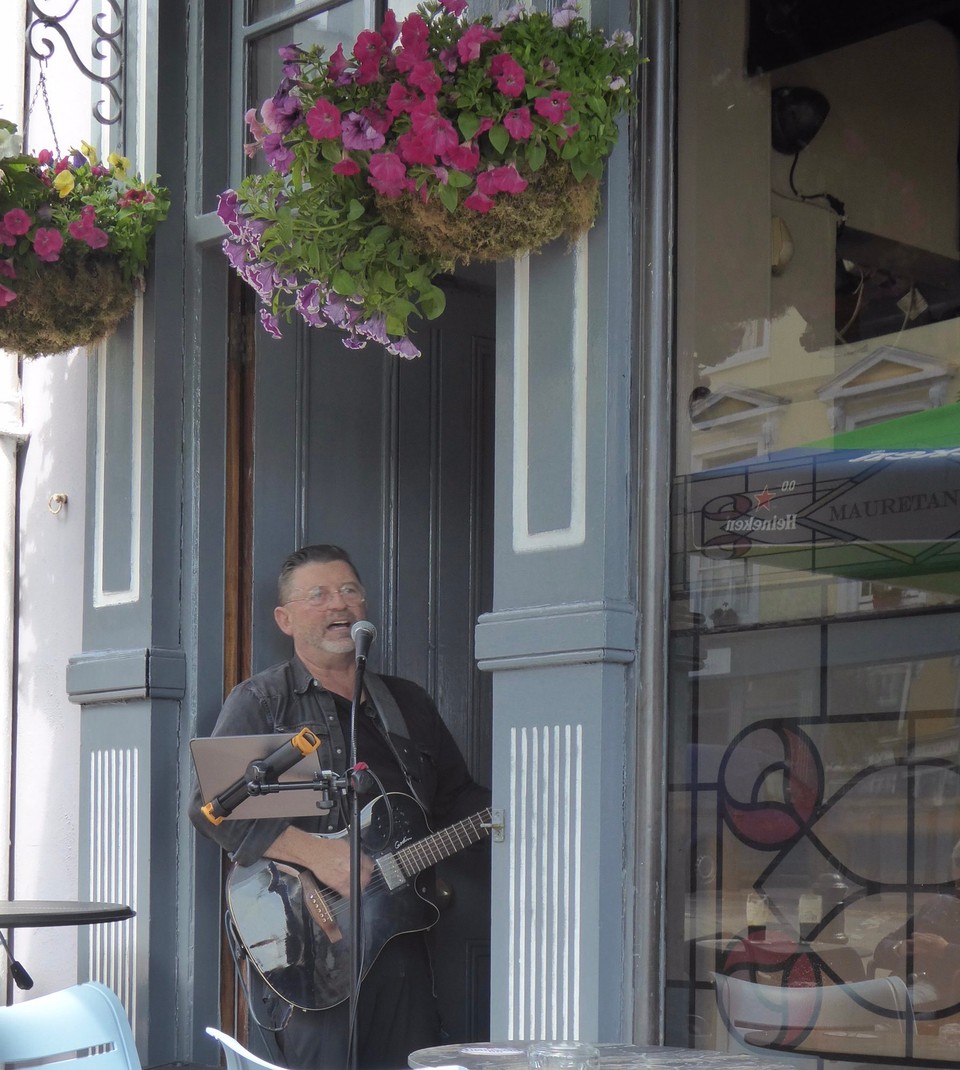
[{"left": 0, "top": 901, "right": 135, "bottom": 927}]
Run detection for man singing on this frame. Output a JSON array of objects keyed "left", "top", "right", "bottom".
[{"left": 189, "top": 543, "right": 490, "bottom": 1069}]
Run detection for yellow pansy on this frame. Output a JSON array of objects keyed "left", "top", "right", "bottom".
[
  {"left": 80, "top": 141, "right": 98, "bottom": 165},
  {"left": 53, "top": 170, "right": 75, "bottom": 198},
  {"left": 108, "top": 152, "right": 130, "bottom": 176}
]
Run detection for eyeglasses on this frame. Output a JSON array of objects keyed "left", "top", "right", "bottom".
[{"left": 283, "top": 582, "right": 366, "bottom": 608}]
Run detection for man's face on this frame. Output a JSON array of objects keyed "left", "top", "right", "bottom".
[{"left": 273, "top": 559, "right": 367, "bottom": 660}]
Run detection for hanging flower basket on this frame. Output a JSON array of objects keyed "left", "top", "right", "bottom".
[
  {"left": 219, "top": 0, "right": 638, "bottom": 358},
  {"left": 0, "top": 253, "right": 135, "bottom": 355},
  {"left": 0, "top": 122, "right": 169, "bottom": 358},
  {"left": 376, "top": 158, "right": 598, "bottom": 263}
]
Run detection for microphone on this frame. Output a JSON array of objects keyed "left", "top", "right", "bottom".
[
  {"left": 351, "top": 619, "right": 377, "bottom": 663},
  {"left": 201, "top": 727, "right": 321, "bottom": 825}
]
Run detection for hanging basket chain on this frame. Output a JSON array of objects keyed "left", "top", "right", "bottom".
[{"left": 26, "top": 68, "right": 61, "bottom": 160}]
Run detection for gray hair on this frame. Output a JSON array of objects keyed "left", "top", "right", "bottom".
[{"left": 277, "top": 544, "right": 361, "bottom": 604}]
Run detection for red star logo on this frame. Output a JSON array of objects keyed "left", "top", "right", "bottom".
[{"left": 754, "top": 485, "right": 775, "bottom": 510}]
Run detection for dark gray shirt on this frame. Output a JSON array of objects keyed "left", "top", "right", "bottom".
[{"left": 188, "top": 655, "right": 489, "bottom": 865}]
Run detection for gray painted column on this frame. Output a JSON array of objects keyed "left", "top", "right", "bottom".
[
  {"left": 61, "top": 1, "right": 194, "bottom": 1061},
  {"left": 476, "top": 84, "right": 639, "bottom": 1037}
]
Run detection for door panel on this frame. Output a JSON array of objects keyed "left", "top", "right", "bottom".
[{"left": 247, "top": 274, "right": 495, "bottom": 1039}]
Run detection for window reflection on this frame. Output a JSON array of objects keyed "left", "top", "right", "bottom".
[{"left": 669, "top": 1, "right": 960, "bottom": 1065}]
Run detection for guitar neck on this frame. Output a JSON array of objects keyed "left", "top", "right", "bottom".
[{"left": 394, "top": 808, "right": 492, "bottom": 878}]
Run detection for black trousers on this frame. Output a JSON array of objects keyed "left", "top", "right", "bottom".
[{"left": 262, "top": 933, "right": 442, "bottom": 1070}]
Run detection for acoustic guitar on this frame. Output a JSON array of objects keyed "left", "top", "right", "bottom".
[{"left": 226, "top": 792, "right": 492, "bottom": 1010}]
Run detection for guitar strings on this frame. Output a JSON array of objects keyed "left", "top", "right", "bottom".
[{"left": 311, "top": 808, "right": 492, "bottom": 924}]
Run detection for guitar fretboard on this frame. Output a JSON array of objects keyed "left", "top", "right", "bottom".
[{"left": 396, "top": 808, "right": 492, "bottom": 877}]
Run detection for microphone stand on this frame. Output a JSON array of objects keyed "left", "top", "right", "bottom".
[{"left": 346, "top": 646, "right": 369, "bottom": 1070}]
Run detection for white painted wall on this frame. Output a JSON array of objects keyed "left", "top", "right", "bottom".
[
  {"left": 13, "top": 355, "right": 87, "bottom": 996},
  {"left": 0, "top": 0, "right": 97, "bottom": 998}
]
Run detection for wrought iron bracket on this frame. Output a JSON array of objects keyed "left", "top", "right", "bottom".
[{"left": 26, "top": 0, "right": 125, "bottom": 127}]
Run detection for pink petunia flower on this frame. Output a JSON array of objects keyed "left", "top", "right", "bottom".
[
  {"left": 464, "top": 190, "right": 494, "bottom": 213},
  {"left": 0, "top": 259, "right": 14, "bottom": 279},
  {"left": 488, "top": 54, "right": 526, "bottom": 97},
  {"left": 533, "top": 90, "right": 572, "bottom": 123},
  {"left": 476, "top": 164, "right": 528, "bottom": 196},
  {"left": 353, "top": 30, "right": 386, "bottom": 65},
  {"left": 441, "top": 141, "right": 480, "bottom": 171},
  {"left": 440, "top": 0, "right": 469, "bottom": 13},
  {"left": 355, "top": 57, "right": 384, "bottom": 86},
  {"left": 367, "top": 152, "right": 412, "bottom": 198},
  {"left": 456, "top": 24, "right": 501, "bottom": 64},
  {"left": 0, "top": 226, "right": 15, "bottom": 248},
  {"left": 400, "top": 13, "right": 429, "bottom": 53},
  {"left": 327, "top": 44, "right": 350, "bottom": 83},
  {"left": 396, "top": 131, "right": 438, "bottom": 166},
  {"left": 361, "top": 106, "right": 392, "bottom": 135},
  {"left": 407, "top": 59, "right": 442, "bottom": 95},
  {"left": 381, "top": 9, "right": 400, "bottom": 47},
  {"left": 503, "top": 107, "right": 533, "bottom": 140},
  {"left": 83, "top": 226, "right": 110, "bottom": 249},
  {"left": 3, "top": 208, "right": 32, "bottom": 236},
  {"left": 387, "top": 82, "right": 420, "bottom": 117},
  {"left": 306, "top": 98, "right": 342, "bottom": 140},
  {"left": 37, "top": 148, "right": 53, "bottom": 166},
  {"left": 0, "top": 283, "right": 16, "bottom": 308},
  {"left": 33, "top": 227, "right": 64, "bottom": 262},
  {"left": 333, "top": 158, "right": 361, "bottom": 176},
  {"left": 410, "top": 104, "right": 459, "bottom": 156}
]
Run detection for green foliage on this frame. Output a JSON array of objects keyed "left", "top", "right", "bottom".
[
  {"left": 222, "top": 0, "right": 638, "bottom": 357},
  {"left": 0, "top": 125, "right": 169, "bottom": 355}
]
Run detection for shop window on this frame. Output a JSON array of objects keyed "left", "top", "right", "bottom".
[{"left": 670, "top": 2, "right": 960, "bottom": 1066}]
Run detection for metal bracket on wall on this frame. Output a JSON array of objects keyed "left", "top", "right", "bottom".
[
  {"left": 26, "top": 0, "right": 125, "bottom": 127},
  {"left": 483, "top": 809, "right": 506, "bottom": 842}
]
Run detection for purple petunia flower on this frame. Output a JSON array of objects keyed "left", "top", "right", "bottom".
[
  {"left": 551, "top": 0, "right": 579, "bottom": 27},
  {"left": 356, "top": 313, "right": 389, "bottom": 346},
  {"left": 222, "top": 238, "right": 249, "bottom": 271},
  {"left": 242, "top": 261, "right": 281, "bottom": 301},
  {"left": 295, "top": 281, "right": 328, "bottom": 327},
  {"left": 217, "top": 189, "right": 240, "bottom": 229},
  {"left": 262, "top": 133, "right": 295, "bottom": 174},
  {"left": 259, "top": 309, "right": 283, "bottom": 339},
  {"left": 341, "top": 111, "right": 386, "bottom": 151},
  {"left": 262, "top": 81, "right": 303, "bottom": 133},
  {"left": 387, "top": 335, "right": 421, "bottom": 359}
]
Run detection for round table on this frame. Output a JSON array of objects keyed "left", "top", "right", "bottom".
[
  {"left": 408, "top": 1042, "right": 791, "bottom": 1070},
  {"left": 0, "top": 901, "right": 134, "bottom": 927}
]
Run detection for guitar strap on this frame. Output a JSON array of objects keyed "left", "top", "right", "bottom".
[
  {"left": 309, "top": 671, "right": 429, "bottom": 813},
  {"left": 363, "top": 671, "right": 431, "bottom": 813}
]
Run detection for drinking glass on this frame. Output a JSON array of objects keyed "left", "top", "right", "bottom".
[{"left": 527, "top": 1042, "right": 600, "bottom": 1070}]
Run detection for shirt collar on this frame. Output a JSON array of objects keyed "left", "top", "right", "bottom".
[{"left": 291, "top": 654, "right": 320, "bottom": 695}]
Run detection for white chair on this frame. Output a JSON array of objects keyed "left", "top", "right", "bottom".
[
  {"left": 713, "top": 972, "right": 914, "bottom": 1055},
  {"left": 206, "top": 1026, "right": 288, "bottom": 1070},
  {"left": 0, "top": 981, "right": 140, "bottom": 1070}
]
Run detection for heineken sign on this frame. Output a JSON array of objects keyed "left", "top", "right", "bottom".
[{"left": 685, "top": 445, "right": 960, "bottom": 580}]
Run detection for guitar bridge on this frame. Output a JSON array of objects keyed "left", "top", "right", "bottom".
[{"left": 375, "top": 853, "right": 407, "bottom": 891}]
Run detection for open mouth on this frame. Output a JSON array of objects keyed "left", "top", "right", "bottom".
[{"left": 326, "top": 618, "right": 353, "bottom": 637}]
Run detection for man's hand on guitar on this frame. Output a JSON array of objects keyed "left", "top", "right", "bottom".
[{"left": 264, "top": 825, "right": 374, "bottom": 898}]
